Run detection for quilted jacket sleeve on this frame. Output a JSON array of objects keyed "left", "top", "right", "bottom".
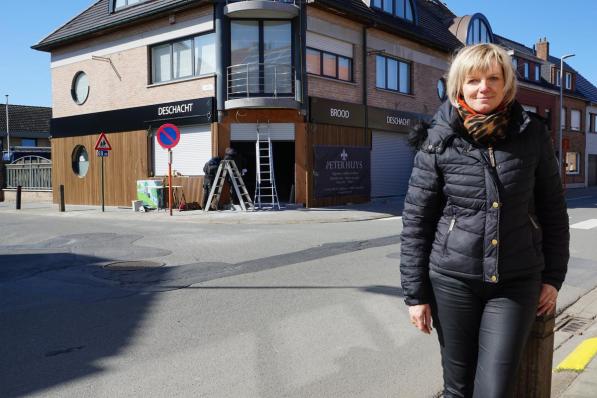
[
  {"left": 400, "top": 148, "right": 444, "bottom": 305},
  {"left": 534, "top": 126, "right": 570, "bottom": 290}
]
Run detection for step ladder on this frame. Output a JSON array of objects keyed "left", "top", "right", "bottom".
[
  {"left": 203, "top": 159, "right": 254, "bottom": 212},
  {"left": 254, "top": 123, "right": 281, "bottom": 210}
]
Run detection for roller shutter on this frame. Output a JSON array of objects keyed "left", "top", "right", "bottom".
[
  {"left": 230, "top": 123, "right": 295, "bottom": 141},
  {"left": 153, "top": 124, "right": 211, "bottom": 176},
  {"left": 371, "top": 131, "right": 414, "bottom": 197},
  {"left": 306, "top": 31, "right": 353, "bottom": 58}
]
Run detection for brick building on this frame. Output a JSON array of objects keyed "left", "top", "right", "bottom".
[
  {"left": 576, "top": 74, "right": 597, "bottom": 186},
  {"left": 37, "top": 0, "right": 585, "bottom": 207}
]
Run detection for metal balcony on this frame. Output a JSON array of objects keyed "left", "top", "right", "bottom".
[
  {"left": 226, "top": 63, "right": 299, "bottom": 109},
  {"left": 224, "top": 0, "right": 300, "bottom": 19}
]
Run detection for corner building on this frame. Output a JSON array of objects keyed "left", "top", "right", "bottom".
[{"left": 35, "top": 0, "right": 496, "bottom": 207}]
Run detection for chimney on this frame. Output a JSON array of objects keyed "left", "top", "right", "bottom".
[{"left": 536, "top": 37, "right": 549, "bottom": 61}]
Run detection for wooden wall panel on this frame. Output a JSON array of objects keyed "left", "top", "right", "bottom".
[
  {"left": 306, "top": 123, "right": 371, "bottom": 207},
  {"left": 52, "top": 130, "right": 150, "bottom": 206}
]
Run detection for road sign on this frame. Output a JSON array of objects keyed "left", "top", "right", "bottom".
[
  {"left": 97, "top": 150, "right": 109, "bottom": 157},
  {"left": 95, "top": 132, "right": 112, "bottom": 151},
  {"left": 156, "top": 123, "right": 181, "bottom": 150}
]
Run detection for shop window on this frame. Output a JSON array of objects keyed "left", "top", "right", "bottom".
[
  {"left": 71, "top": 71, "right": 89, "bottom": 105},
  {"left": 306, "top": 47, "right": 352, "bottom": 82},
  {"left": 570, "top": 109, "right": 581, "bottom": 131},
  {"left": 437, "top": 78, "right": 447, "bottom": 101},
  {"left": 566, "top": 152, "right": 580, "bottom": 175},
  {"left": 72, "top": 145, "right": 89, "bottom": 178},
  {"left": 371, "top": 0, "right": 415, "bottom": 23},
  {"left": 376, "top": 55, "right": 411, "bottom": 94},
  {"left": 151, "top": 32, "right": 215, "bottom": 84}
]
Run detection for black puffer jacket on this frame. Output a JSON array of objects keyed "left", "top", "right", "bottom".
[{"left": 400, "top": 101, "right": 569, "bottom": 306}]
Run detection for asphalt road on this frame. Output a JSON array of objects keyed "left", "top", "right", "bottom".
[{"left": 2, "top": 190, "right": 597, "bottom": 397}]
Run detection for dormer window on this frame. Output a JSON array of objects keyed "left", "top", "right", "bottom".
[
  {"left": 114, "top": 0, "right": 145, "bottom": 11},
  {"left": 372, "top": 0, "right": 416, "bottom": 23},
  {"left": 524, "top": 62, "right": 529, "bottom": 79},
  {"left": 565, "top": 72, "right": 572, "bottom": 90},
  {"left": 535, "top": 65, "right": 540, "bottom": 81},
  {"left": 466, "top": 15, "right": 492, "bottom": 45}
]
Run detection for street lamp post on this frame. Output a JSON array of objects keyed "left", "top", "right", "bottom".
[
  {"left": 559, "top": 54, "right": 575, "bottom": 181},
  {"left": 4, "top": 94, "right": 9, "bottom": 160}
]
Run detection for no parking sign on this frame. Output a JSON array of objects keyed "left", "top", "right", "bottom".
[{"left": 156, "top": 123, "right": 180, "bottom": 150}]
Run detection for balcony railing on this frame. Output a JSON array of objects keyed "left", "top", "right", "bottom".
[{"left": 227, "top": 63, "right": 295, "bottom": 100}]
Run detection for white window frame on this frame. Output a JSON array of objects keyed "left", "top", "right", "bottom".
[
  {"left": 524, "top": 62, "right": 529, "bottom": 79},
  {"left": 570, "top": 109, "right": 581, "bottom": 131},
  {"left": 566, "top": 152, "right": 580, "bottom": 175},
  {"left": 565, "top": 72, "right": 572, "bottom": 90},
  {"left": 150, "top": 32, "right": 216, "bottom": 84},
  {"left": 555, "top": 70, "right": 561, "bottom": 87}
]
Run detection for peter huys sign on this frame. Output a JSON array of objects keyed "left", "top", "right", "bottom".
[{"left": 313, "top": 146, "right": 370, "bottom": 198}]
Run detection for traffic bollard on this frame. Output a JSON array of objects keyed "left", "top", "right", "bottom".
[
  {"left": 59, "top": 184, "right": 65, "bottom": 212},
  {"left": 16, "top": 185, "right": 22, "bottom": 210}
]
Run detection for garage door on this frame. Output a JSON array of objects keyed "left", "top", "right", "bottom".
[
  {"left": 153, "top": 124, "right": 211, "bottom": 176},
  {"left": 371, "top": 131, "right": 414, "bottom": 197}
]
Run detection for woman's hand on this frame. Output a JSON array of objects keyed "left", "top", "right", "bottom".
[
  {"left": 537, "top": 283, "right": 558, "bottom": 316},
  {"left": 408, "top": 304, "right": 433, "bottom": 334}
]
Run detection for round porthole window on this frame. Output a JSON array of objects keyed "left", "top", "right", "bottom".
[
  {"left": 72, "top": 145, "right": 89, "bottom": 177},
  {"left": 71, "top": 71, "right": 89, "bottom": 105},
  {"left": 437, "top": 78, "right": 447, "bottom": 101}
]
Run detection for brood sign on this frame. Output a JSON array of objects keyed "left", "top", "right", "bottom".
[{"left": 156, "top": 123, "right": 180, "bottom": 150}]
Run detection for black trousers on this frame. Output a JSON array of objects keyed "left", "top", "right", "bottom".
[{"left": 429, "top": 270, "right": 541, "bottom": 398}]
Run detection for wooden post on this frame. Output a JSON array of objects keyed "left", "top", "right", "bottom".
[{"left": 513, "top": 314, "right": 556, "bottom": 398}]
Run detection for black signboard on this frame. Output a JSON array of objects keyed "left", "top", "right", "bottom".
[
  {"left": 368, "top": 106, "right": 430, "bottom": 133},
  {"left": 313, "top": 145, "right": 370, "bottom": 198},
  {"left": 310, "top": 97, "right": 366, "bottom": 128},
  {"left": 51, "top": 97, "right": 214, "bottom": 138}
]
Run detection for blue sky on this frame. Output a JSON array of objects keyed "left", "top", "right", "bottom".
[{"left": 1, "top": 1, "right": 596, "bottom": 107}]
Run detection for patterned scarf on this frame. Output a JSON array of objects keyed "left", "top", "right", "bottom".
[{"left": 457, "top": 97, "right": 511, "bottom": 145}]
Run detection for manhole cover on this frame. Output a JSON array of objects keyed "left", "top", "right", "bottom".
[{"left": 103, "top": 261, "right": 164, "bottom": 271}]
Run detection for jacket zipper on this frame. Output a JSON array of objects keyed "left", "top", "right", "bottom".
[
  {"left": 443, "top": 217, "right": 456, "bottom": 253},
  {"left": 488, "top": 145, "right": 497, "bottom": 168},
  {"left": 529, "top": 214, "right": 540, "bottom": 229}
]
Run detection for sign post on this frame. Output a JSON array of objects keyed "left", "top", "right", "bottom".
[
  {"left": 94, "top": 133, "right": 112, "bottom": 212},
  {"left": 156, "top": 123, "right": 181, "bottom": 216}
]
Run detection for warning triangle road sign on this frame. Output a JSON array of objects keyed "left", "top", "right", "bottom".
[{"left": 95, "top": 132, "right": 112, "bottom": 151}]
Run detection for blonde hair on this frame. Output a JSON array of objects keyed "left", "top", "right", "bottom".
[{"left": 446, "top": 43, "right": 517, "bottom": 107}]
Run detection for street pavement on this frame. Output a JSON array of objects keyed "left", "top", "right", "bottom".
[{"left": 1, "top": 188, "right": 597, "bottom": 397}]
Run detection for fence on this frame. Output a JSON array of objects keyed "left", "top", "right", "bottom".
[{"left": 5, "top": 156, "right": 52, "bottom": 190}]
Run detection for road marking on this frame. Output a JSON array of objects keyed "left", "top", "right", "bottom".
[
  {"left": 567, "top": 196, "right": 594, "bottom": 201},
  {"left": 555, "top": 337, "right": 597, "bottom": 372},
  {"left": 376, "top": 216, "right": 402, "bottom": 221},
  {"left": 570, "top": 219, "right": 597, "bottom": 230}
]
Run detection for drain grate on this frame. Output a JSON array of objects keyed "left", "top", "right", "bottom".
[
  {"left": 102, "top": 261, "right": 164, "bottom": 271},
  {"left": 555, "top": 316, "right": 593, "bottom": 335}
]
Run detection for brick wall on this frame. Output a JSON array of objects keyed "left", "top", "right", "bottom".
[{"left": 51, "top": 6, "right": 214, "bottom": 118}]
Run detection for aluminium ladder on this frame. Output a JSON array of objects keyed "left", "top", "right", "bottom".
[
  {"left": 254, "top": 124, "right": 281, "bottom": 210},
  {"left": 203, "top": 159, "right": 254, "bottom": 212}
]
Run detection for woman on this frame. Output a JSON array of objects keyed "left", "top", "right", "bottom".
[{"left": 400, "top": 43, "right": 569, "bottom": 398}]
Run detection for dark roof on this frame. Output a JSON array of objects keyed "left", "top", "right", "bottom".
[
  {"left": 576, "top": 73, "right": 597, "bottom": 104},
  {"left": 33, "top": 0, "right": 206, "bottom": 51},
  {"left": 0, "top": 105, "right": 52, "bottom": 138},
  {"left": 315, "top": 0, "right": 462, "bottom": 52},
  {"left": 494, "top": 34, "right": 536, "bottom": 58}
]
